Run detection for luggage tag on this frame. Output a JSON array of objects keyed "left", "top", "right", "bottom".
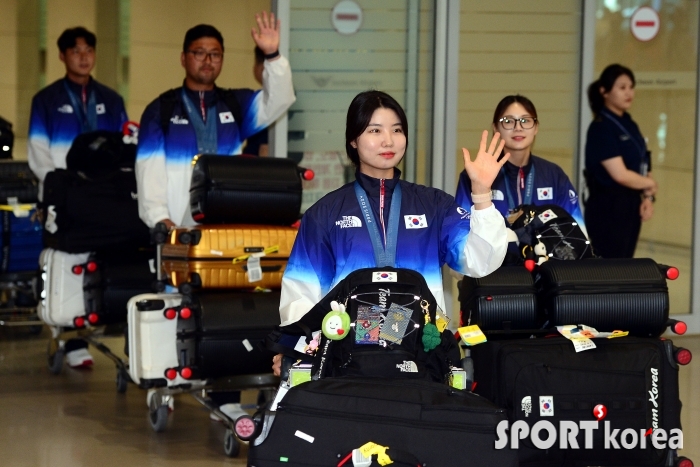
[
  {"left": 449, "top": 367, "right": 467, "bottom": 390},
  {"left": 355, "top": 305, "right": 381, "bottom": 345},
  {"left": 232, "top": 245, "right": 280, "bottom": 264},
  {"left": 379, "top": 303, "right": 413, "bottom": 345},
  {"left": 1, "top": 199, "right": 33, "bottom": 218},
  {"left": 246, "top": 256, "right": 263, "bottom": 282},
  {"left": 457, "top": 325, "right": 487, "bottom": 346},
  {"left": 288, "top": 363, "right": 312, "bottom": 387}
]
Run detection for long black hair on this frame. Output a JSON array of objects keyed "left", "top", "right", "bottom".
[
  {"left": 587, "top": 64, "right": 635, "bottom": 117},
  {"left": 345, "top": 91, "right": 408, "bottom": 167}
]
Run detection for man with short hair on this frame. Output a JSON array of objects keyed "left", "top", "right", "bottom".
[
  {"left": 28, "top": 27, "right": 128, "bottom": 369},
  {"left": 136, "top": 11, "right": 295, "bottom": 229},
  {"left": 135, "top": 11, "right": 295, "bottom": 422},
  {"left": 28, "top": 26, "right": 128, "bottom": 200}
]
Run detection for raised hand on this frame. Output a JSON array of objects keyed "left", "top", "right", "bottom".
[
  {"left": 251, "top": 11, "right": 280, "bottom": 56},
  {"left": 462, "top": 130, "right": 510, "bottom": 195}
]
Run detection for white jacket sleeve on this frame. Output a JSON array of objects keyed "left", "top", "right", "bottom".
[
  {"left": 27, "top": 97, "right": 54, "bottom": 200},
  {"left": 242, "top": 56, "right": 296, "bottom": 140},
  {"left": 461, "top": 204, "right": 508, "bottom": 278},
  {"left": 135, "top": 107, "right": 171, "bottom": 228},
  {"left": 279, "top": 274, "right": 324, "bottom": 327}
]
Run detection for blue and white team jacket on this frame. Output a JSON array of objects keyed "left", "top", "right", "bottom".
[
  {"left": 135, "top": 56, "right": 296, "bottom": 227},
  {"left": 455, "top": 155, "right": 587, "bottom": 235},
  {"left": 27, "top": 77, "right": 128, "bottom": 199},
  {"left": 279, "top": 170, "right": 509, "bottom": 326}
]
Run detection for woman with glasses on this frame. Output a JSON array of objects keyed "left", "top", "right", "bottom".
[
  {"left": 272, "top": 90, "right": 510, "bottom": 375},
  {"left": 584, "top": 64, "right": 656, "bottom": 259},
  {"left": 456, "top": 95, "right": 586, "bottom": 232}
]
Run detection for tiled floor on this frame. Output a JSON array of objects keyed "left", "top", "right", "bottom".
[{"left": 0, "top": 327, "right": 698, "bottom": 466}]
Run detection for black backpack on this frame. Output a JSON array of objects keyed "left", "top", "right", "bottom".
[
  {"left": 158, "top": 87, "right": 243, "bottom": 136},
  {"left": 280, "top": 267, "right": 461, "bottom": 382},
  {"left": 509, "top": 204, "right": 594, "bottom": 264},
  {"left": 65, "top": 130, "right": 137, "bottom": 177}
]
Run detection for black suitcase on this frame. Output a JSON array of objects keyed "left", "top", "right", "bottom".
[
  {"left": 42, "top": 168, "right": 150, "bottom": 252},
  {"left": 83, "top": 249, "right": 155, "bottom": 325},
  {"left": 247, "top": 376, "right": 519, "bottom": 467},
  {"left": 0, "top": 116, "right": 13, "bottom": 159},
  {"left": 164, "top": 291, "right": 281, "bottom": 381},
  {"left": 459, "top": 266, "right": 539, "bottom": 332},
  {"left": 0, "top": 161, "right": 38, "bottom": 203},
  {"left": 470, "top": 336, "right": 690, "bottom": 467},
  {"left": 189, "top": 155, "right": 303, "bottom": 225},
  {"left": 536, "top": 258, "right": 675, "bottom": 337}
]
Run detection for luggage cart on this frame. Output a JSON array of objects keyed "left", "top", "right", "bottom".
[
  {"left": 0, "top": 270, "right": 42, "bottom": 332},
  {"left": 136, "top": 226, "right": 282, "bottom": 457},
  {"left": 146, "top": 373, "right": 279, "bottom": 457},
  {"left": 45, "top": 324, "right": 131, "bottom": 392}
]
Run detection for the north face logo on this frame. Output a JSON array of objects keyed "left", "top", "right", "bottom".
[
  {"left": 396, "top": 361, "right": 418, "bottom": 373},
  {"left": 521, "top": 396, "right": 532, "bottom": 417},
  {"left": 170, "top": 116, "right": 189, "bottom": 125},
  {"left": 336, "top": 216, "right": 362, "bottom": 228}
]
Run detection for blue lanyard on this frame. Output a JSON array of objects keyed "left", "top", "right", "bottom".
[
  {"left": 63, "top": 80, "right": 97, "bottom": 133},
  {"left": 354, "top": 181, "right": 402, "bottom": 268},
  {"left": 601, "top": 110, "right": 646, "bottom": 161},
  {"left": 501, "top": 164, "right": 535, "bottom": 211},
  {"left": 181, "top": 88, "right": 218, "bottom": 154}
]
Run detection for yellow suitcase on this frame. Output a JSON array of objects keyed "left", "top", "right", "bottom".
[{"left": 161, "top": 224, "right": 297, "bottom": 289}]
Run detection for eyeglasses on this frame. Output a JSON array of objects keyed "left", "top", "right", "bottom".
[
  {"left": 499, "top": 116, "right": 537, "bottom": 130},
  {"left": 186, "top": 50, "right": 223, "bottom": 63}
]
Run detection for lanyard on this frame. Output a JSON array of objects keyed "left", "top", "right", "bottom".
[
  {"left": 601, "top": 110, "right": 647, "bottom": 161},
  {"left": 181, "top": 88, "right": 218, "bottom": 154},
  {"left": 354, "top": 180, "right": 402, "bottom": 268},
  {"left": 501, "top": 164, "right": 535, "bottom": 211},
  {"left": 63, "top": 80, "right": 97, "bottom": 133}
]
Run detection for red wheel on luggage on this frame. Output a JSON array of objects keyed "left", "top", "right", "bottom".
[
  {"left": 666, "top": 267, "right": 680, "bottom": 280},
  {"left": 671, "top": 321, "right": 687, "bottom": 335},
  {"left": 71, "top": 265, "right": 83, "bottom": 275},
  {"left": 674, "top": 348, "right": 692, "bottom": 366},
  {"left": 179, "top": 307, "right": 192, "bottom": 319},
  {"left": 88, "top": 313, "right": 99, "bottom": 325},
  {"left": 86, "top": 261, "right": 98, "bottom": 273},
  {"left": 678, "top": 457, "right": 694, "bottom": 467},
  {"left": 234, "top": 415, "right": 256, "bottom": 440}
]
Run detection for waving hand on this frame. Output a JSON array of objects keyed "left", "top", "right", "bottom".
[{"left": 462, "top": 130, "right": 510, "bottom": 200}]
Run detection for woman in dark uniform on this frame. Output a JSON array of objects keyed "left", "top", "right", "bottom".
[{"left": 584, "top": 64, "right": 657, "bottom": 258}]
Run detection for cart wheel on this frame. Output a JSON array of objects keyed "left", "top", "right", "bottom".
[
  {"left": 234, "top": 415, "right": 258, "bottom": 441},
  {"left": 48, "top": 348, "right": 64, "bottom": 375},
  {"left": 149, "top": 405, "right": 169, "bottom": 432},
  {"left": 116, "top": 368, "right": 128, "bottom": 394},
  {"left": 223, "top": 428, "right": 240, "bottom": 457}
]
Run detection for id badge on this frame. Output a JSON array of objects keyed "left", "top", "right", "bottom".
[
  {"left": 355, "top": 305, "right": 381, "bottom": 345},
  {"left": 379, "top": 303, "right": 413, "bottom": 344}
]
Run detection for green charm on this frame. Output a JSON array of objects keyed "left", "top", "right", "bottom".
[{"left": 422, "top": 322, "right": 441, "bottom": 351}]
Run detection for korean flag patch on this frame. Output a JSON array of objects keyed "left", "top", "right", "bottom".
[
  {"left": 540, "top": 395, "right": 554, "bottom": 416},
  {"left": 537, "top": 209, "right": 558, "bottom": 224},
  {"left": 95, "top": 103, "right": 106, "bottom": 115},
  {"left": 404, "top": 215, "right": 427, "bottom": 229},
  {"left": 537, "top": 187, "right": 553, "bottom": 200},
  {"left": 372, "top": 271, "right": 397, "bottom": 282},
  {"left": 219, "top": 111, "right": 234, "bottom": 123}
]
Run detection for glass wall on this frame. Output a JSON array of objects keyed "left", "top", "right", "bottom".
[
  {"left": 287, "top": 0, "right": 435, "bottom": 210},
  {"left": 592, "top": 0, "right": 698, "bottom": 314}
]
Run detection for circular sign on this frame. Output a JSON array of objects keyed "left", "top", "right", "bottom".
[
  {"left": 630, "top": 6, "right": 660, "bottom": 42},
  {"left": 331, "top": 0, "right": 363, "bottom": 35}
]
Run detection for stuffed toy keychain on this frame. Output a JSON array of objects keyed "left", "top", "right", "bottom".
[{"left": 321, "top": 301, "right": 351, "bottom": 340}]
